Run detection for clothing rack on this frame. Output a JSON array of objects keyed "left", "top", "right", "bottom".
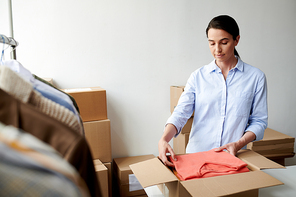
[
  {"left": 0, "top": 34, "right": 18, "bottom": 48},
  {"left": 1, "top": 0, "right": 17, "bottom": 60},
  {"left": 0, "top": 34, "right": 18, "bottom": 60}
]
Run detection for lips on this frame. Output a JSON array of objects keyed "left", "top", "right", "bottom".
[{"left": 216, "top": 54, "right": 224, "bottom": 58}]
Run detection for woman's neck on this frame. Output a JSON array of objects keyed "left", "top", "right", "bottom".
[
  {"left": 216, "top": 56, "right": 238, "bottom": 71},
  {"left": 216, "top": 56, "right": 238, "bottom": 80}
]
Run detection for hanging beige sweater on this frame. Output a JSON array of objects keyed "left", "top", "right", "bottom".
[{"left": 0, "top": 66, "right": 83, "bottom": 135}]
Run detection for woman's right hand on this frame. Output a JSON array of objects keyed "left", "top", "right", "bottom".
[
  {"left": 158, "top": 139, "right": 176, "bottom": 167},
  {"left": 158, "top": 124, "right": 178, "bottom": 167}
]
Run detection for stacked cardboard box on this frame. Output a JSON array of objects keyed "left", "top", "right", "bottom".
[
  {"left": 247, "top": 128, "right": 295, "bottom": 165},
  {"left": 170, "top": 86, "right": 195, "bottom": 117},
  {"left": 83, "top": 119, "right": 112, "bottom": 163},
  {"left": 170, "top": 86, "right": 185, "bottom": 113},
  {"left": 63, "top": 87, "right": 112, "bottom": 197},
  {"left": 170, "top": 86, "right": 193, "bottom": 154},
  {"left": 94, "top": 159, "right": 109, "bottom": 197},
  {"left": 113, "top": 155, "right": 155, "bottom": 197},
  {"left": 63, "top": 87, "right": 107, "bottom": 122},
  {"left": 173, "top": 117, "right": 192, "bottom": 154}
]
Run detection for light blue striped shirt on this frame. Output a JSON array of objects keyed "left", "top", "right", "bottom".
[{"left": 167, "top": 57, "right": 268, "bottom": 153}]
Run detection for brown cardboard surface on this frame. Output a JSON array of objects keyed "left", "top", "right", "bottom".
[
  {"left": 249, "top": 128, "right": 295, "bottom": 147},
  {"left": 226, "top": 189, "right": 258, "bottom": 197},
  {"left": 179, "top": 187, "right": 258, "bottom": 197},
  {"left": 261, "top": 128, "right": 294, "bottom": 141},
  {"left": 170, "top": 85, "right": 194, "bottom": 117},
  {"left": 94, "top": 159, "right": 109, "bottom": 197},
  {"left": 173, "top": 133, "right": 189, "bottom": 155},
  {"left": 262, "top": 152, "right": 295, "bottom": 159},
  {"left": 63, "top": 87, "right": 107, "bottom": 122},
  {"left": 247, "top": 128, "right": 295, "bottom": 161},
  {"left": 237, "top": 150, "right": 284, "bottom": 171},
  {"left": 250, "top": 142, "right": 294, "bottom": 151},
  {"left": 180, "top": 171, "right": 282, "bottom": 197},
  {"left": 113, "top": 154, "right": 155, "bottom": 185},
  {"left": 180, "top": 117, "right": 193, "bottom": 134},
  {"left": 94, "top": 159, "right": 103, "bottom": 166},
  {"left": 129, "top": 158, "right": 178, "bottom": 188},
  {"left": 119, "top": 184, "right": 147, "bottom": 197},
  {"left": 254, "top": 148, "right": 294, "bottom": 156},
  {"left": 160, "top": 181, "right": 179, "bottom": 197},
  {"left": 113, "top": 155, "right": 155, "bottom": 197},
  {"left": 170, "top": 86, "right": 185, "bottom": 113},
  {"left": 104, "top": 162, "right": 112, "bottom": 197},
  {"left": 84, "top": 119, "right": 111, "bottom": 163},
  {"left": 173, "top": 117, "right": 192, "bottom": 154},
  {"left": 162, "top": 180, "right": 258, "bottom": 197},
  {"left": 129, "top": 150, "right": 284, "bottom": 197}
]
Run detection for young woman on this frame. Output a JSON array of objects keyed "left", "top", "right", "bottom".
[{"left": 159, "top": 15, "right": 268, "bottom": 167}]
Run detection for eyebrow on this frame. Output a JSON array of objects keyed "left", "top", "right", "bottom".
[{"left": 208, "top": 38, "right": 229, "bottom": 42}]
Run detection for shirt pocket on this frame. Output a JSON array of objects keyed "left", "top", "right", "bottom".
[{"left": 232, "top": 91, "right": 253, "bottom": 117}]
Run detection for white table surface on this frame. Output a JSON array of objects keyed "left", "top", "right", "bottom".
[
  {"left": 144, "top": 165, "right": 296, "bottom": 197},
  {"left": 259, "top": 165, "right": 296, "bottom": 197}
]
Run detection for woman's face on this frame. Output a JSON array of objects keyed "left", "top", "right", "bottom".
[{"left": 207, "top": 28, "right": 240, "bottom": 64}]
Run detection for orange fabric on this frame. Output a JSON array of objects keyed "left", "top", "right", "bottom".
[{"left": 169, "top": 149, "right": 249, "bottom": 181}]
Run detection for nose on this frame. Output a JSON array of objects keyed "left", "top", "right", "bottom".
[{"left": 215, "top": 44, "right": 222, "bottom": 53}]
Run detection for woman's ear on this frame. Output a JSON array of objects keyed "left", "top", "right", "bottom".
[{"left": 235, "top": 35, "right": 240, "bottom": 46}]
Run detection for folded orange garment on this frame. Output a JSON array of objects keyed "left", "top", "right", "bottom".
[{"left": 169, "top": 149, "right": 249, "bottom": 181}]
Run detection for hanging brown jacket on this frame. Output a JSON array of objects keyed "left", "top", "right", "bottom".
[{"left": 0, "top": 89, "right": 101, "bottom": 197}]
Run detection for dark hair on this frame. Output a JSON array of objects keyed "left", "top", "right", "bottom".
[{"left": 206, "top": 15, "right": 240, "bottom": 58}]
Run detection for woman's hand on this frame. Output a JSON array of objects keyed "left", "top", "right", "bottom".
[
  {"left": 215, "top": 131, "right": 256, "bottom": 156},
  {"left": 214, "top": 141, "right": 241, "bottom": 156},
  {"left": 158, "top": 139, "right": 176, "bottom": 167},
  {"left": 158, "top": 124, "right": 178, "bottom": 167}
]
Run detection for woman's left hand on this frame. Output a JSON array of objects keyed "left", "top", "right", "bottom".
[
  {"left": 214, "top": 131, "right": 256, "bottom": 156},
  {"left": 214, "top": 142, "right": 241, "bottom": 156}
]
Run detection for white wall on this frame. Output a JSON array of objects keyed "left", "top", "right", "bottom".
[{"left": 1, "top": 0, "right": 296, "bottom": 165}]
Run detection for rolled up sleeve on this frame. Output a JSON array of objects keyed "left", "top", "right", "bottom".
[{"left": 246, "top": 73, "right": 268, "bottom": 141}]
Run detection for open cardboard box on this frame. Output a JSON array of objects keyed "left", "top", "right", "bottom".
[
  {"left": 130, "top": 150, "right": 284, "bottom": 197},
  {"left": 113, "top": 154, "right": 156, "bottom": 197}
]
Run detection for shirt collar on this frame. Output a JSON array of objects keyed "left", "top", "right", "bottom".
[
  {"left": 235, "top": 57, "right": 244, "bottom": 72},
  {"left": 207, "top": 56, "right": 244, "bottom": 73}
]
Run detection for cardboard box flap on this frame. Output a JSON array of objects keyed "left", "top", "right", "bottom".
[
  {"left": 252, "top": 128, "right": 295, "bottom": 146},
  {"left": 94, "top": 159, "right": 107, "bottom": 171},
  {"left": 94, "top": 159, "right": 103, "bottom": 166},
  {"left": 237, "top": 150, "right": 285, "bottom": 171},
  {"left": 263, "top": 128, "right": 294, "bottom": 141},
  {"left": 261, "top": 152, "right": 295, "bottom": 158},
  {"left": 129, "top": 158, "right": 178, "bottom": 188},
  {"left": 180, "top": 170, "right": 283, "bottom": 197},
  {"left": 95, "top": 163, "right": 107, "bottom": 171}
]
